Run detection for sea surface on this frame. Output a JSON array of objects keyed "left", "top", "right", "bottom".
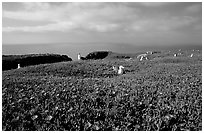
[{"left": 2, "top": 43, "right": 202, "bottom": 60}]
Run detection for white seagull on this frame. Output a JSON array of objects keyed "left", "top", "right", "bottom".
[
  {"left": 17, "top": 64, "right": 20, "bottom": 69},
  {"left": 113, "top": 65, "right": 125, "bottom": 75}
]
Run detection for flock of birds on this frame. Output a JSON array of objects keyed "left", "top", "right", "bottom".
[{"left": 16, "top": 50, "right": 198, "bottom": 75}]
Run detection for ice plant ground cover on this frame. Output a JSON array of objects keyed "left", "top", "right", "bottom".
[{"left": 2, "top": 50, "right": 202, "bottom": 131}]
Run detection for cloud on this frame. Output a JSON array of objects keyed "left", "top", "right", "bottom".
[
  {"left": 185, "top": 3, "right": 202, "bottom": 13},
  {"left": 3, "top": 3, "right": 63, "bottom": 22},
  {"left": 128, "top": 16, "right": 197, "bottom": 32},
  {"left": 23, "top": 2, "right": 51, "bottom": 10},
  {"left": 3, "top": 3, "right": 138, "bottom": 22},
  {"left": 3, "top": 22, "right": 121, "bottom": 33},
  {"left": 3, "top": 10, "right": 54, "bottom": 22},
  {"left": 3, "top": 2, "right": 138, "bottom": 32},
  {"left": 2, "top": 2, "right": 201, "bottom": 33},
  {"left": 156, "top": 16, "right": 197, "bottom": 31},
  {"left": 87, "top": 23, "right": 120, "bottom": 32},
  {"left": 139, "top": 2, "right": 170, "bottom": 7},
  {"left": 3, "top": 21, "right": 76, "bottom": 32}
]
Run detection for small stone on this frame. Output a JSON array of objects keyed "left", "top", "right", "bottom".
[
  {"left": 46, "top": 115, "right": 53, "bottom": 121},
  {"left": 15, "top": 116, "right": 20, "bottom": 120},
  {"left": 30, "top": 96, "right": 34, "bottom": 100},
  {"left": 32, "top": 115, "right": 38, "bottom": 120},
  {"left": 95, "top": 125, "right": 99, "bottom": 130},
  {"left": 87, "top": 122, "right": 92, "bottom": 127},
  {"left": 115, "top": 127, "right": 119, "bottom": 130},
  {"left": 165, "top": 115, "right": 170, "bottom": 120},
  {"left": 17, "top": 99, "right": 22, "bottom": 103},
  {"left": 29, "top": 109, "right": 35, "bottom": 115},
  {"left": 68, "top": 107, "right": 73, "bottom": 112}
]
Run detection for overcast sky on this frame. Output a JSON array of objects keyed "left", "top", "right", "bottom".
[{"left": 2, "top": 2, "right": 202, "bottom": 57}]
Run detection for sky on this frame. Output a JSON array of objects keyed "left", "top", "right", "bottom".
[{"left": 2, "top": 2, "right": 202, "bottom": 59}]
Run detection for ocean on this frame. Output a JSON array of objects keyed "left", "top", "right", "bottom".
[{"left": 2, "top": 43, "right": 202, "bottom": 60}]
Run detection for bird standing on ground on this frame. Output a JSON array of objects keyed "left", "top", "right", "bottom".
[
  {"left": 118, "top": 65, "right": 125, "bottom": 75},
  {"left": 77, "top": 53, "right": 81, "bottom": 60},
  {"left": 113, "top": 65, "right": 125, "bottom": 75},
  {"left": 137, "top": 54, "right": 148, "bottom": 61},
  {"left": 17, "top": 64, "right": 20, "bottom": 69}
]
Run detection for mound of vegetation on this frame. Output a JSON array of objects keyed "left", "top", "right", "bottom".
[
  {"left": 2, "top": 54, "right": 72, "bottom": 71},
  {"left": 105, "top": 52, "right": 133, "bottom": 59},
  {"left": 85, "top": 51, "right": 137, "bottom": 60},
  {"left": 84, "top": 50, "right": 164, "bottom": 60},
  {"left": 85, "top": 51, "right": 112, "bottom": 60}
]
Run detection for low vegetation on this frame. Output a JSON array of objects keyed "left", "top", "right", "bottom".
[
  {"left": 83, "top": 51, "right": 150, "bottom": 60},
  {"left": 2, "top": 50, "right": 202, "bottom": 131},
  {"left": 2, "top": 54, "right": 72, "bottom": 71}
]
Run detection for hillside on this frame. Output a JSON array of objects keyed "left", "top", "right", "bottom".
[
  {"left": 2, "top": 54, "right": 72, "bottom": 71},
  {"left": 84, "top": 50, "right": 163, "bottom": 60},
  {"left": 2, "top": 49, "right": 202, "bottom": 131},
  {"left": 84, "top": 51, "right": 135, "bottom": 60},
  {"left": 2, "top": 51, "right": 162, "bottom": 71}
]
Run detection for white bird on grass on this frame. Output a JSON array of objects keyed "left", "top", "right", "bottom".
[
  {"left": 17, "top": 64, "right": 20, "bottom": 69},
  {"left": 118, "top": 65, "right": 125, "bottom": 75},
  {"left": 146, "top": 51, "right": 153, "bottom": 54},
  {"left": 125, "top": 58, "right": 132, "bottom": 61},
  {"left": 77, "top": 53, "right": 81, "bottom": 60},
  {"left": 113, "top": 65, "right": 125, "bottom": 75},
  {"left": 137, "top": 54, "right": 148, "bottom": 61}
]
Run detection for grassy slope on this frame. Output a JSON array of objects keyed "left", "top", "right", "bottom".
[{"left": 2, "top": 50, "right": 202, "bottom": 131}]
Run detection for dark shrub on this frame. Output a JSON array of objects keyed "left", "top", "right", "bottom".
[{"left": 85, "top": 51, "right": 111, "bottom": 60}]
